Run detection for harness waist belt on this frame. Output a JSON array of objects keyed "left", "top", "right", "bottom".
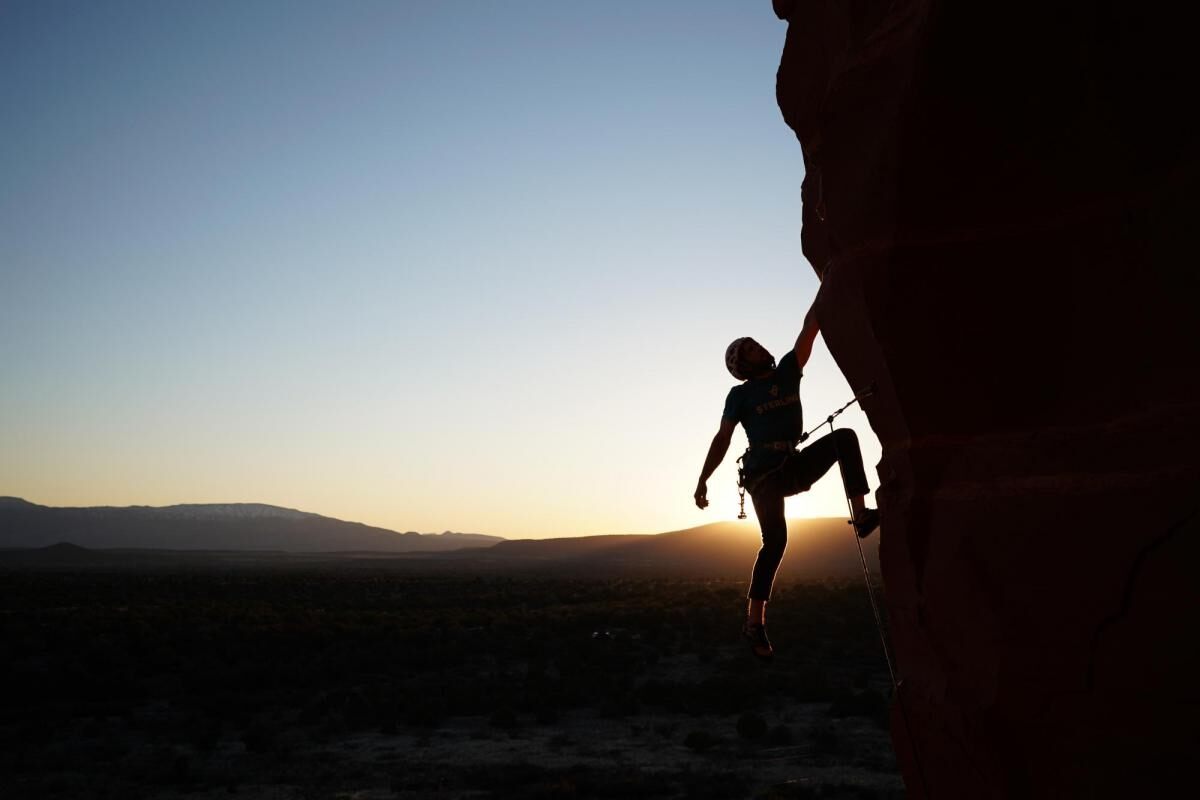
[{"left": 750, "top": 440, "right": 798, "bottom": 451}]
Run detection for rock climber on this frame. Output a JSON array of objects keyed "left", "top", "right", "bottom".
[{"left": 693, "top": 295, "right": 879, "bottom": 660}]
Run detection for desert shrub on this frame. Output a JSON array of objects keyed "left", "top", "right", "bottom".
[
  {"left": 683, "top": 770, "right": 745, "bottom": 799},
  {"left": 736, "top": 712, "right": 767, "bottom": 740},
  {"left": 459, "top": 762, "right": 548, "bottom": 797},
  {"left": 766, "top": 724, "right": 793, "bottom": 746},
  {"left": 182, "top": 712, "right": 221, "bottom": 752},
  {"left": 489, "top": 706, "right": 518, "bottom": 729},
  {"left": 597, "top": 691, "right": 639, "bottom": 719},
  {"left": 756, "top": 782, "right": 818, "bottom": 799},
  {"left": 145, "top": 744, "right": 195, "bottom": 786},
  {"left": 812, "top": 722, "right": 840, "bottom": 756},
  {"left": 317, "top": 711, "right": 347, "bottom": 739},
  {"left": 535, "top": 705, "right": 561, "bottom": 725},
  {"left": 827, "top": 687, "right": 887, "bottom": 726},
  {"left": 566, "top": 765, "right": 674, "bottom": 799},
  {"left": 404, "top": 697, "right": 445, "bottom": 729},
  {"left": 241, "top": 715, "right": 276, "bottom": 753},
  {"left": 340, "top": 688, "right": 375, "bottom": 729},
  {"left": 787, "top": 664, "right": 833, "bottom": 702},
  {"left": 696, "top": 675, "right": 756, "bottom": 715},
  {"left": 683, "top": 729, "right": 717, "bottom": 753},
  {"left": 654, "top": 721, "right": 678, "bottom": 738}
]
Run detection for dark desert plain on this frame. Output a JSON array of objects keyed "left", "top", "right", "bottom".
[{"left": 1, "top": 499, "right": 902, "bottom": 799}]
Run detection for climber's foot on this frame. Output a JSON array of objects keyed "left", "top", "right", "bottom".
[
  {"left": 742, "top": 621, "right": 774, "bottom": 661},
  {"left": 851, "top": 508, "right": 880, "bottom": 539}
]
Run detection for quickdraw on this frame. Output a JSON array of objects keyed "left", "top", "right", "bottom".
[
  {"left": 736, "top": 443, "right": 802, "bottom": 519},
  {"left": 736, "top": 459, "right": 748, "bottom": 519}
]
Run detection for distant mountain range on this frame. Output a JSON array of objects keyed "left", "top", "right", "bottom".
[
  {"left": 0, "top": 497, "right": 502, "bottom": 552},
  {"left": 0, "top": 497, "right": 880, "bottom": 579},
  {"left": 440, "top": 518, "right": 879, "bottom": 580}
]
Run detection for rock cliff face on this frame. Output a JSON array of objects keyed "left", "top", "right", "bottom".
[{"left": 773, "top": 1, "right": 1199, "bottom": 796}]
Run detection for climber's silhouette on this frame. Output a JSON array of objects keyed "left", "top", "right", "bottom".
[{"left": 693, "top": 294, "right": 879, "bottom": 660}]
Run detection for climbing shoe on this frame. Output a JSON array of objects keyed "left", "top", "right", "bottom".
[
  {"left": 742, "top": 621, "right": 774, "bottom": 661},
  {"left": 852, "top": 508, "right": 880, "bottom": 539}
]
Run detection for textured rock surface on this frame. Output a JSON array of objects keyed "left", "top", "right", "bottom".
[{"left": 774, "top": 1, "right": 1199, "bottom": 796}]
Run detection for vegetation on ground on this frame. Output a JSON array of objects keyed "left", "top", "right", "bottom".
[{"left": 0, "top": 568, "right": 900, "bottom": 798}]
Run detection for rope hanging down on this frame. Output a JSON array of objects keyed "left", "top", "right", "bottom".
[
  {"left": 822, "top": 384, "right": 896, "bottom": 683},
  {"left": 825, "top": 388, "right": 932, "bottom": 799}
]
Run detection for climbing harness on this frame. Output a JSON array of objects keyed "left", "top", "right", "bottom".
[
  {"left": 734, "top": 388, "right": 870, "bottom": 519},
  {"left": 736, "top": 448, "right": 793, "bottom": 519}
]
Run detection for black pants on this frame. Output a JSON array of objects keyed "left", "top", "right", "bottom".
[{"left": 747, "top": 428, "right": 870, "bottom": 601}]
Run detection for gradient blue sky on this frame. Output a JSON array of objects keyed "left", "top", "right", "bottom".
[{"left": 1, "top": 1, "right": 881, "bottom": 538}]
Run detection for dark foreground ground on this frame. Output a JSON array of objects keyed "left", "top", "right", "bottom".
[{"left": 0, "top": 566, "right": 903, "bottom": 799}]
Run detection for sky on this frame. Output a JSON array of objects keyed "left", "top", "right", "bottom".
[{"left": 0, "top": 1, "right": 882, "bottom": 539}]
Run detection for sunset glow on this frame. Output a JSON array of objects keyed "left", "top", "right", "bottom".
[{"left": 1, "top": 1, "right": 881, "bottom": 538}]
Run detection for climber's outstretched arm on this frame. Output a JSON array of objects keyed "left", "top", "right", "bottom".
[
  {"left": 794, "top": 298, "right": 820, "bottom": 372},
  {"left": 694, "top": 418, "right": 736, "bottom": 509}
]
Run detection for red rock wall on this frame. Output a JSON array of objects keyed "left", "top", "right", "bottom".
[{"left": 774, "top": 2, "right": 1200, "bottom": 796}]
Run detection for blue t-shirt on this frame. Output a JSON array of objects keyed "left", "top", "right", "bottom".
[{"left": 722, "top": 349, "right": 804, "bottom": 472}]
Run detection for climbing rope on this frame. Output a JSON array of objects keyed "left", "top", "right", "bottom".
[
  {"left": 822, "top": 385, "right": 897, "bottom": 684},
  {"left": 825, "top": 387, "right": 933, "bottom": 799}
]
